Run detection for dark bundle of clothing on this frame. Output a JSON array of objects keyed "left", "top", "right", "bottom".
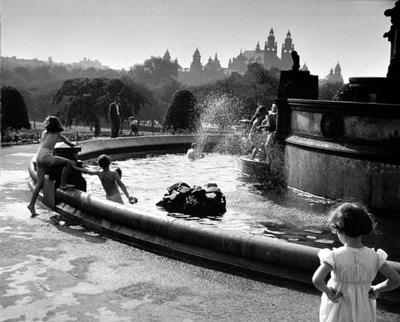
[{"left": 156, "top": 182, "right": 226, "bottom": 216}]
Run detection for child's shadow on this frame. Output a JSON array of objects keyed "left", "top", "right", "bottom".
[{"left": 39, "top": 215, "right": 108, "bottom": 244}]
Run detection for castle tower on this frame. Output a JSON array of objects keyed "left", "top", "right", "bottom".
[
  {"left": 190, "top": 48, "right": 203, "bottom": 73},
  {"left": 265, "top": 28, "right": 277, "bottom": 53},
  {"left": 281, "top": 30, "right": 295, "bottom": 70},
  {"left": 256, "top": 41, "right": 261, "bottom": 53},
  {"left": 264, "top": 28, "right": 279, "bottom": 69},
  {"left": 334, "top": 63, "right": 341, "bottom": 75},
  {"left": 204, "top": 56, "right": 214, "bottom": 71},
  {"left": 213, "top": 53, "right": 221, "bottom": 70},
  {"left": 334, "top": 63, "right": 344, "bottom": 83},
  {"left": 163, "top": 50, "right": 171, "bottom": 62}
]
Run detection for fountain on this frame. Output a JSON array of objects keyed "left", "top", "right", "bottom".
[{"left": 242, "top": 1, "right": 400, "bottom": 215}]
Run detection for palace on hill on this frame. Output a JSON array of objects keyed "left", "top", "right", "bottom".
[{"left": 178, "top": 28, "right": 300, "bottom": 86}]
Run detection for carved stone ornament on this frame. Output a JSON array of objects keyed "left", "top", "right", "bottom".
[{"left": 321, "top": 113, "right": 344, "bottom": 139}]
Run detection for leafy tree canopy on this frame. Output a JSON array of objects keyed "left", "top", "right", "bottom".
[{"left": 53, "top": 78, "right": 146, "bottom": 131}]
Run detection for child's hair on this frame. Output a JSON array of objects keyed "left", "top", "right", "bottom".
[
  {"left": 97, "top": 154, "right": 111, "bottom": 169},
  {"left": 328, "top": 202, "right": 375, "bottom": 238},
  {"left": 191, "top": 143, "right": 197, "bottom": 149},
  {"left": 44, "top": 116, "right": 63, "bottom": 133}
]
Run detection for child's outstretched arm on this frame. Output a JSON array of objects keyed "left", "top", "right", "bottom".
[
  {"left": 59, "top": 133, "right": 75, "bottom": 148},
  {"left": 114, "top": 172, "right": 137, "bottom": 203},
  {"left": 370, "top": 263, "right": 400, "bottom": 299},
  {"left": 72, "top": 164, "right": 100, "bottom": 175},
  {"left": 312, "top": 263, "right": 342, "bottom": 303}
]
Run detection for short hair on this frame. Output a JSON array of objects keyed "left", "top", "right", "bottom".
[
  {"left": 97, "top": 154, "right": 111, "bottom": 169},
  {"left": 328, "top": 202, "right": 375, "bottom": 238},
  {"left": 256, "top": 106, "right": 267, "bottom": 116},
  {"left": 44, "top": 116, "right": 63, "bottom": 133},
  {"left": 191, "top": 143, "right": 197, "bottom": 148}
]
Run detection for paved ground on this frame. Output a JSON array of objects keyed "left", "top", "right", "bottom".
[{"left": 1, "top": 144, "right": 399, "bottom": 322}]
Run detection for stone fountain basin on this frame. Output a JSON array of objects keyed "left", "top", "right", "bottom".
[{"left": 28, "top": 135, "right": 400, "bottom": 305}]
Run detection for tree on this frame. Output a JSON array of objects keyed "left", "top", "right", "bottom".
[
  {"left": 319, "top": 82, "right": 344, "bottom": 100},
  {"left": 1, "top": 86, "right": 31, "bottom": 136},
  {"left": 163, "top": 89, "right": 198, "bottom": 133},
  {"left": 53, "top": 78, "right": 146, "bottom": 134},
  {"left": 128, "top": 56, "right": 179, "bottom": 86}
]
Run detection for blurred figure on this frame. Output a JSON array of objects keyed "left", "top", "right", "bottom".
[
  {"left": 129, "top": 116, "right": 139, "bottom": 136},
  {"left": 186, "top": 143, "right": 204, "bottom": 160}
]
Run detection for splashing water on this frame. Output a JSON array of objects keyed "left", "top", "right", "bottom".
[
  {"left": 194, "top": 91, "right": 285, "bottom": 189},
  {"left": 195, "top": 91, "right": 249, "bottom": 155}
]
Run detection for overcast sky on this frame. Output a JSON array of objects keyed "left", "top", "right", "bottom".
[{"left": 1, "top": 0, "right": 396, "bottom": 81}]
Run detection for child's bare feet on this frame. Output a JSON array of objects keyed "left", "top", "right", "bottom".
[{"left": 27, "top": 204, "right": 38, "bottom": 217}]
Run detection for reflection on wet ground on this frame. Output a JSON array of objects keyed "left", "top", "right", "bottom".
[{"left": 84, "top": 153, "right": 400, "bottom": 262}]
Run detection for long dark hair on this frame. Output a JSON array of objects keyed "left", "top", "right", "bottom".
[{"left": 44, "top": 116, "right": 64, "bottom": 133}]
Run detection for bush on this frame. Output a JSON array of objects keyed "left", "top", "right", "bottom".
[
  {"left": 1, "top": 86, "right": 31, "bottom": 136},
  {"left": 163, "top": 89, "right": 198, "bottom": 133}
]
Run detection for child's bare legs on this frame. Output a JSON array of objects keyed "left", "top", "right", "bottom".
[
  {"left": 27, "top": 166, "right": 45, "bottom": 217},
  {"left": 28, "top": 156, "right": 75, "bottom": 216}
]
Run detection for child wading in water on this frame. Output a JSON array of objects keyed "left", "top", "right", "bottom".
[
  {"left": 74, "top": 154, "right": 137, "bottom": 204},
  {"left": 312, "top": 202, "right": 400, "bottom": 322},
  {"left": 28, "top": 116, "right": 76, "bottom": 217}
]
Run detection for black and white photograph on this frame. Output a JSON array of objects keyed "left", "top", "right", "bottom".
[{"left": 1, "top": 0, "right": 400, "bottom": 321}]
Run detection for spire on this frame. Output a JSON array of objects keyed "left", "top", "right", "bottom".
[
  {"left": 163, "top": 50, "right": 171, "bottom": 62},
  {"left": 286, "top": 30, "right": 291, "bottom": 38},
  {"left": 300, "top": 63, "right": 309, "bottom": 71},
  {"left": 269, "top": 28, "right": 274, "bottom": 35},
  {"left": 335, "top": 62, "right": 341, "bottom": 74}
]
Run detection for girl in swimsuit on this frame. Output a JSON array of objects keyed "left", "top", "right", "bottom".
[
  {"left": 73, "top": 154, "right": 137, "bottom": 205},
  {"left": 28, "top": 116, "right": 76, "bottom": 217}
]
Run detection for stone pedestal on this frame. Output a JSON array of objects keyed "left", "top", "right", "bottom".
[
  {"left": 276, "top": 70, "right": 319, "bottom": 138},
  {"left": 278, "top": 70, "right": 319, "bottom": 100},
  {"left": 50, "top": 143, "right": 87, "bottom": 191},
  {"left": 348, "top": 77, "right": 400, "bottom": 104}
]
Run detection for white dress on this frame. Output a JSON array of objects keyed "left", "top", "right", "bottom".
[{"left": 318, "top": 246, "right": 387, "bottom": 322}]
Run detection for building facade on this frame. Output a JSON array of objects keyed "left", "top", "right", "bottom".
[{"left": 228, "top": 28, "right": 295, "bottom": 74}]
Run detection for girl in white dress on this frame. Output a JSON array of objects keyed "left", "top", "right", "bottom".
[{"left": 312, "top": 202, "right": 400, "bottom": 322}]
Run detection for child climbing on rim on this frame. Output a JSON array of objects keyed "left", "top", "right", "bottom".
[
  {"left": 28, "top": 116, "right": 76, "bottom": 217},
  {"left": 73, "top": 154, "right": 137, "bottom": 205},
  {"left": 312, "top": 202, "right": 400, "bottom": 322}
]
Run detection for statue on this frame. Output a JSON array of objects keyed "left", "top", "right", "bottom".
[
  {"left": 291, "top": 51, "right": 300, "bottom": 71},
  {"left": 384, "top": 0, "right": 400, "bottom": 77}
]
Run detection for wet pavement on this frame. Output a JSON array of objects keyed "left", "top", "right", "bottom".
[{"left": 1, "top": 144, "right": 399, "bottom": 321}]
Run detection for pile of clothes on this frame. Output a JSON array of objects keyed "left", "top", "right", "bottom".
[{"left": 156, "top": 182, "right": 226, "bottom": 216}]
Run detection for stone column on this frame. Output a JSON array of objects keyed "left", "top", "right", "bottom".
[{"left": 276, "top": 70, "right": 319, "bottom": 138}]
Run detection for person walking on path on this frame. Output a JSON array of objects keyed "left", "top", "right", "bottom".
[
  {"left": 27, "top": 116, "right": 76, "bottom": 217},
  {"left": 73, "top": 154, "right": 137, "bottom": 204},
  {"left": 312, "top": 202, "right": 400, "bottom": 322}
]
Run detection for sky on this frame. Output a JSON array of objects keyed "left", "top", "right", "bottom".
[{"left": 1, "top": 0, "right": 396, "bottom": 81}]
